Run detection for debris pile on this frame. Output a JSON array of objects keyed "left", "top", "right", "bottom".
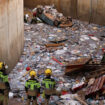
[
  {"left": 24, "top": 5, "right": 72, "bottom": 27},
  {"left": 9, "top": 6, "right": 105, "bottom": 105}
]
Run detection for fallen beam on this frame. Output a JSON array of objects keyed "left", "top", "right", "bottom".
[{"left": 45, "top": 43, "right": 65, "bottom": 47}]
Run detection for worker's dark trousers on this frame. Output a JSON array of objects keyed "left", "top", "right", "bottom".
[
  {"left": 44, "top": 94, "right": 50, "bottom": 105},
  {"left": 0, "top": 91, "right": 8, "bottom": 105},
  {"left": 0, "top": 83, "right": 9, "bottom": 105},
  {"left": 27, "top": 96, "right": 37, "bottom": 105},
  {"left": 26, "top": 90, "right": 38, "bottom": 105},
  {"left": 3, "top": 90, "right": 9, "bottom": 105},
  {"left": 0, "top": 93, "right": 4, "bottom": 105},
  {"left": 44, "top": 89, "right": 61, "bottom": 105}
]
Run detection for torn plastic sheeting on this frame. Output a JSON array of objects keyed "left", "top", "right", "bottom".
[
  {"left": 60, "top": 94, "right": 78, "bottom": 100},
  {"left": 80, "top": 35, "right": 90, "bottom": 41},
  {"left": 90, "top": 37, "right": 99, "bottom": 41},
  {"left": 60, "top": 100, "right": 82, "bottom": 105},
  {"left": 55, "top": 49, "right": 66, "bottom": 55},
  {"left": 71, "top": 50, "right": 81, "bottom": 54},
  {"left": 89, "top": 43, "right": 97, "bottom": 49},
  {"left": 71, "top": 81, "right": 85, "bottom": 91}
]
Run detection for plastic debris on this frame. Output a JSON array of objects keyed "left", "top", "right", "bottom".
[{"left": 8, "top": 6, "right": 105, "bottom": 104}]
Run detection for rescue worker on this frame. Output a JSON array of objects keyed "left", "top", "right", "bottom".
[
  {"left": 0, "top": 62, "right": 10, "bottom": 105},
  {"left": 25, "top": 70, "right": 40, "bottom": 105},
  {"left": 42, "top": 69, "right": 57, "bottom": 105}
]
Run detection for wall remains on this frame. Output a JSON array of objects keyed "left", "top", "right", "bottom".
[
  {"left": 0, "top": 0, "right": 24, "bottom": 73},
  {"left": 24, "top": 0, "right": 105, "bottom": 25}
]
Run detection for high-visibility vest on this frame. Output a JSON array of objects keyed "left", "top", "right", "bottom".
[
  {"left": 0, "top": 71, "right": 9, "bottom": 89},
  {"left": 42, "top": 78, "right": 56, "bottom": 89},
  {"left": 0, "top": 71, "right": 8, "bottom": 83},
  {"left": 0, "top": 71, "right": 3, "bottom": 82},
  {"left": 25, "top": 79, "right": 40, "bottom": 91}
]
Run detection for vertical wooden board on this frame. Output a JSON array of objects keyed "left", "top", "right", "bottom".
[
  {"left": 8, "top": 0, "right": 18, "bottom": 61},
  {"left": 78, "top": 0, "right": 91, "bottom": 21},
  {"left": 32, "top": 0, "right": 54, "bottom": 8},
  {"left": 60, "top": 0, "right": 71, "bottom": 16},
  {"left": 17, "top": 0, "right": 24, "bottom": 57},
  {"left": 53, "top": 0, "right": 60, "bottom": 12},
  {"left": 0, "top": 0, "right": 9, "bottom": 61},
  {"left": 0, "top": 0, "right": 24, "bottom": 72},
  {"left": 0, "top": 0, "right": 7, "bottom": 28},
  {"left": 0, "top": 26, "right": 9, "bottom": 61},
  {"left": 33, "top": 0, "right": 41, "bottom": 8},
  {"left": 90, "top": 0, "right": 98, "bottom": 23},
  {"left": 42, "top": 0, "right": 47, "bottom": 5},
  {"left": 43, "top": 0, "right": 51, "bottom": 5},
  {"left": 8, "top": 0, "right": 17, "bottom": 42},
  {"left": 24, "top": 0, "right": 34, "bottom": 8},
  {"left": 70, "top": 0, "right": 77, "bottom": 18},
  {"left": 95, "top": 0, "right": 105, "bottom": 25}
]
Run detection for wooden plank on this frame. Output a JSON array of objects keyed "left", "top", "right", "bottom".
[
  {"left": 60, "top": 0, "right": 71, "bottom": 16},
  {"left": 90, "top": 0, "right": 98, "bottom": 23},
  {"left": 94, "top": 77, "right": 102, "bottom": 92},
  {"left": 86, "top": 76, "right": 105, "bottom": 96},
  {"left": 94, "top": 0, "right": 105, "bottom": 25},
  {"left": 53, "top": 0, "right": 59, "bottom": 12},
  {"left": 70, "top": 0, "right": 78, "bottom": 18},
  {"left": 77, "top": 0, "right": 91, "bottom": 22},
  {"left": 45, "top": 43, "right": 65, "bottom": 47}
]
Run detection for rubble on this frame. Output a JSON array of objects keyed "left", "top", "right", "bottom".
[
  {"left": 35, "top": 5, "right": 72, "bottom": 27},
  {"left": 24, "top": 5, "right": 72, "bottom": 27},
  {"left": 65, "top": 57, "right": 91, "bottom": 74},
  {"left": 86, "top": 75, "right": 105, "bottom": 98},
  {"left": 60, "top": 94, "right": 87, "bottom": 105},
  {"left": 9, "top": 7, "right": 105, "bottom": 104}
]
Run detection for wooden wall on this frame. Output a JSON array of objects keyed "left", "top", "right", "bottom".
[
  {"left": 24, "top": 0, "right": 105, "bottom": 25},
  {"left": 0, "top": 0, "right": 24, "bottom": 73}
]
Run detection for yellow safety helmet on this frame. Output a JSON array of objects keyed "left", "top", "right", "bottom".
[
  {"left": 45, "top": 69, "right": 52, "bottom": 75},
  {"left": 30, "top": 70, "right": 36, "bottom": 77},
  {"left": 0, "top": 62, "right": 3, "bottom": 70}
]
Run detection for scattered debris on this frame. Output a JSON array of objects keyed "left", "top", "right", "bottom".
[
  {"left": 86, "top": 75, "right": 105, "bottom": 98},
  {"left": 65, "top": 57, "right": 91, "bottom": 74},
  {"left": 36, "top": 5, "right": 72, "bottom": 27},
  {"left": 45, "top": 43, "right": 65, "bottom": 47},
  {"left": 9, "top": 6, "right": 105, "bottom": 104}
]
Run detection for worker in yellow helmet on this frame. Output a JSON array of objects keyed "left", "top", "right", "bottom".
[
  {"left": 0, "top": 62, "right": 10, "bottom": 105},
  {"left": 42, "top": 69, "right": 57, "bottom": 105},
  {"left": 25, "top": 70, "right": 40, "bottom": 105}
]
